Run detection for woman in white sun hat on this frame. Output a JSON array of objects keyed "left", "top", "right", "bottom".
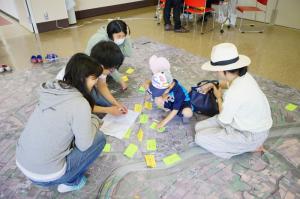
[{"left": 194, "top": 43, "right": 273, "bottom": 159}]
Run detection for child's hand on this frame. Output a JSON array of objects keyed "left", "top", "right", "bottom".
[
  {"left": 142, "top": 80, "right": 151, "bottom": 90},
  {"left": 156, "top": 121, "right": 166, "bottom": 129},
  {"left": 120, "top": 81, "right": 128, "bottom": 91}
]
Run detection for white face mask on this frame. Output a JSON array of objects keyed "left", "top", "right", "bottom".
[{"left": 114, "top": 38, "right": 125, "bottom": 46}]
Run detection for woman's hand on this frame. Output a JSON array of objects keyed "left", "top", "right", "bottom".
[
  {"left": 116, "top": 103, "right": 128, "bottom": 114},
  {"left": 108, "top": 106, "right": 125, "bottom": 116},
  {"left": 213, "top": 85, "right": 222, "bottom": 99},
  {"left": 197, "top": 83, "right": 214, "bottom": 94}
]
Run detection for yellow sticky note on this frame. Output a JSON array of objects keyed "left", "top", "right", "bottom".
[
  {"left": 103, "top": 144, "right": 111, "bottom": 152},
  {"left": 134, "top": 104, "right": 143, "bottom": 112},
  {"left": 123, "top": 128, "right": 132, "bottom": 139},
  {"left": 124, "top": 144, "right": 138, "bottom": 158},
  {"left": 285, "top": 103, "right": 298, "bottom": 111},
  {"left": 163, "top": 153, "right": 181, "bottom": 166},
  {"left": 137, "top": 128, "right": 144, "bottom": 142},
  {"left": 147, "top": 139, "right": 157, "bottom": 151},
  {"left": 150, "top": 122, "right": 166, "bottom": 132},
  {"left": 139, "top": 114, "right": 149, "bottom": 124},
  {"left": 122, "top": 75, "right": 129, "bottom": 82},
  {"left": 150, "top": 122, "right": 157, "bottom": 130},
  {"left": 138, "top": 86, "right": 146, "bottom": 94},
  {"left": 157, "top": 127, "right": 166, "bottom": 133},
  {"left": 144, "top": 101, "right": 153, "bottom": 110},
  {"left": 144, "top": 154, "right": 156, "bottom": 168},
  {"left": 126, "top": 67, "right": 135, "bottom": 74}
]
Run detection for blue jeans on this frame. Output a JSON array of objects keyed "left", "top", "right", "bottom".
[
  {"left": 91, "top": 87, "right": 112, "bottom": 107},
  {"left": 32, "top": 132, "right": 106, "bottom": 187}
]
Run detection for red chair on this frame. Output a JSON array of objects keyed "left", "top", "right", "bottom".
[
  {"left": 236, "top": 0, "right": 268, "bottom": 33},
  {"left": 183, "top": 0, "right": 215, "bottom": 34},
  {"left": 155, "top": 0, "right": 166, "bottom": 25}
]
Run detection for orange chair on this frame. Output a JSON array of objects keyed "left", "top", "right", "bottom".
[
  {"left": 155, "top": 0, "right": 166, "bottom": 25},
  {"left": 236, "top": 0, "right": 268, "bottom": 33},
  {"left": 183, "top": 0, "right": 215, "bottom": 34}
]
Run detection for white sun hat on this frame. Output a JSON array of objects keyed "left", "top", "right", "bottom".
[{"left": 202, "top": 43, "right": 251, "bottom": 71}]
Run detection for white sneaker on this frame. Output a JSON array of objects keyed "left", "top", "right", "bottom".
[
  {"left": 57, "top": 176, "right": 87, "bottom": 193},
  {"left": 0, "top": 66, "right": 4, "bottom": 73},
  {"left": 3, "top": 65, "right": 12, "bottom": 72}
]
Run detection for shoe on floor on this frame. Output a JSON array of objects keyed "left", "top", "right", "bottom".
[
  {"left": 174, "top": 27, "right": 189, "bottom": 33},
  {"left": 57, "top": 176, "right": 87, "bottom": 193},
  {"left": 2, "top": 65, "right": 12, "bottom": 72},
  {"left": 36, "top": 55, "right": 43, "bottom": 63},
  {"left": 164, "top": 24, "right": 173, "bottom": 31},
  {"left": 31, "top": 55, "right": 37, "bottom": 63},
  {"left": 0, "top": 65, "right": 4, "bottom": 73}
]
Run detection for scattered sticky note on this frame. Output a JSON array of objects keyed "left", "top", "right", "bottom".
[
  {"left": 285, "top": 103, "right": 298, "bottom": 111},
  {"left": 144, "top": 154, "right": 156, "bottom": 168},
  {"left": 126, "top": 67, "right": 135, "bottom": 74},
  {"left": 150, "top": 122, "right": 166, "bottom": 132},
  {"left": 163, "top": 153, "right": 181, "bottom": 166},
  {"left": 137, "top": 128, "right": 144, "bottom": 142},
  {"left": 147, "top": 139, "right": 157, "bottom": 151},
  {"left": 144, "top": 101, "right": 152, "bottom": 110},
  {"left": 122, "top": 75, "right": 129, "bottom": 82},
  {"left": 134, "top": 104, "right": 143, "bottom": 112},
  {"left": 124, "top": 144, "right": 138, "bottom": 158},
  {"left": 123, "top": 128, "right": 132, "bottom": 139},
  {"left": 139, "top": 114, "right": 149, "bottom": 124},
  {"left": 103, "top": 144, "right": 111, "bottom": 152},
  {"left": 150, "top": 122, "right": 157, "bottom": 130},
  {"left": 138, "top": 86, "right": 146, "bottom": 94},
  {"left": 157, "top": 127, "right": 166, "bottom": 133}
]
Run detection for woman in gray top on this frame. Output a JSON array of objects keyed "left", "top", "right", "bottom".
[{"left": 16, "top": 53, "right": 106, "bottom": 193}]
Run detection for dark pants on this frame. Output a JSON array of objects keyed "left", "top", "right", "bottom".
[{"left": 164, "top": 0, "right": 183, "bottom": 29}]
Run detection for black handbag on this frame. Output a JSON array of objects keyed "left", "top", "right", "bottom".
[{"left": 189, "top": 80, "right": 219, "bottom": 117}]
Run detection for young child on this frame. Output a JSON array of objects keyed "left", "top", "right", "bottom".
[
  {"left": 85, "top": 19, "right": 132, "bottom": 90},
  {"left": 145, "top": 55, "right": 193, "bottom": 128},
  {"left": 56, "top": 41, "right": 128, "bottom": 116}
]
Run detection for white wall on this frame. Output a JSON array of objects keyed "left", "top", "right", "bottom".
[
  {"left": 0, "top": 0, "right": 19, "bottom": 19},
  {"left": 75, "top": 0, "right": 143, "bottom": 11},
  {"left": 30, "top": 0, "right": 68, "bottom": 23},
  {"left": 236, "top": 0, "right": 300, "bottom": 29},
  {"left": 15, "top": 0, "right": 34, "bottom": 32},
  {"left": 274, "top": 0, "right": 300, "bottom": 29}
]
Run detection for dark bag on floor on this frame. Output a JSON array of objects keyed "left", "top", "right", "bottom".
[{"left": 189, "top": 80, "right": 219, "bottom": 117}]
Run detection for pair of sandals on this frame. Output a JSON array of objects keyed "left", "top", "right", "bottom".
[
  {"left": 0, "top": 64, "right": 12, "bottom": 73},
  {"left": 31, "top": 54, "right": 58, "bottom": 64},
  {"left": 31, "top": 55, "right": 43, "bottom": 63}
]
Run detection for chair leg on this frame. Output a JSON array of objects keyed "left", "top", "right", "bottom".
[
  {"left": 200, "top": 14, "right": 205, "bottom": 34},
  {"left": 212, "top": 12, "right": 215, "bottom": 30},
  {"left": 239, "top": 14, "right": 244, "bottom": 33},
  {"left": 239, "top": 12, "right": 266, "bottom": 33}
]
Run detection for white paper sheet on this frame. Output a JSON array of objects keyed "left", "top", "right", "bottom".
[{"left": 100, "top": 110, "right": 139, "bottom": 139}]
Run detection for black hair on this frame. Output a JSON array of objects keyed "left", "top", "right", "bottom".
[
  {"left": 224, "top": 66, "right": 248, "bottom": 77},
  {"left": 106, "top": 20, "right": 130, "bottom": 40},
  {"left": 63, "top": 53, "right": 102, "bottom": 108},
  {"left": 90, "top": 40, "right": 124, "bottom": 69}
]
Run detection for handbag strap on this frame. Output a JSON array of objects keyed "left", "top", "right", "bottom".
[{"left": 196, "top": 80, "right": 219, "bottom": 88}]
